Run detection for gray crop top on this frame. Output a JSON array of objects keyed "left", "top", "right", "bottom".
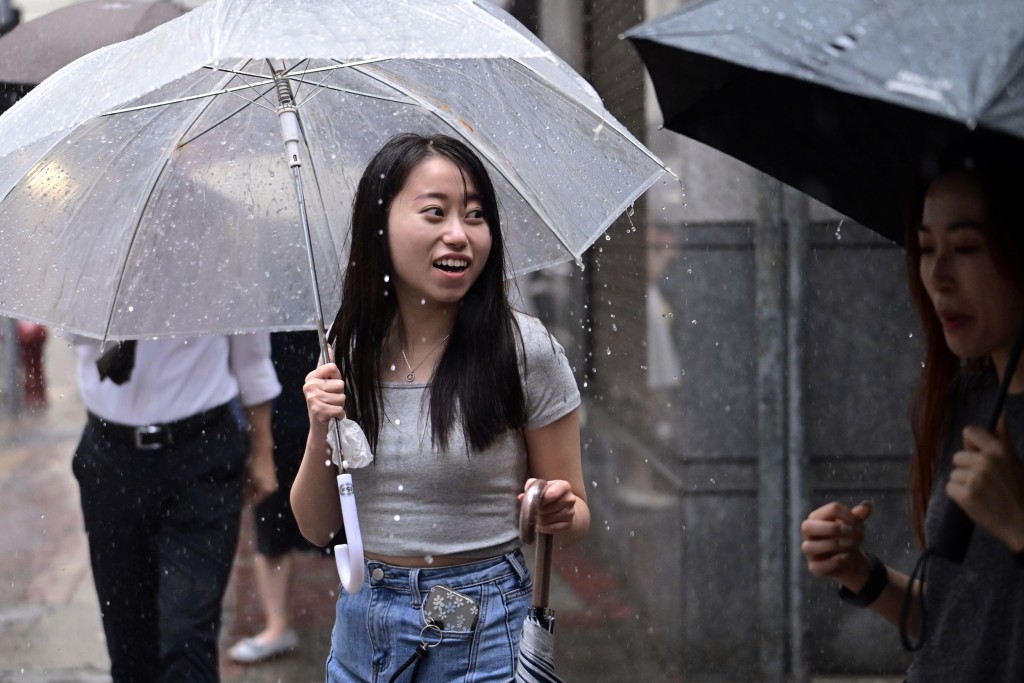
[{"left": 347, "top": 312, "right": 581, "bottom": 558}]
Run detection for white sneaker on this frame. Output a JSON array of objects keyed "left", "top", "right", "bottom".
[{"left": 227, "top": 629, "right": 300, "bottom": 663}]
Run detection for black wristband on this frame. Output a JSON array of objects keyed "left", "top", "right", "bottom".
[{"left": 838, "top": 552, "right": 888, "bottom": 608}]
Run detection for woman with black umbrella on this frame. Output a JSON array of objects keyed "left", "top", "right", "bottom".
[{"left": 800, "top": 157, "right": 1024, "bottom": 681}]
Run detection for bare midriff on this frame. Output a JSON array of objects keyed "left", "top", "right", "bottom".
[{"left": 364, "top": 550, "right": 490, "bottom": 568}]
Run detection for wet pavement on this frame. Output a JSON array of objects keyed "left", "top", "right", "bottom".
[{"left": 0, "top": 340, "right": 683, "bottom": 683}]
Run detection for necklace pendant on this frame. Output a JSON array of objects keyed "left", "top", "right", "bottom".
[{"left": 406, "top": 371, "right": 415, "bottom": 383}]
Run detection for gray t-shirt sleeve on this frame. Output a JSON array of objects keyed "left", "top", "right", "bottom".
[{"left": 517, "top": 312, "right": 581, "bottom": 430}]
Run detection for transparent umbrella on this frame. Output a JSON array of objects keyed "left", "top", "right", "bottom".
[
  {"left": 0, "top": 0, "right": 668, "bottom": 341},
  {"left": 0, "top": 0, "right": 669, "bottom": 593}
]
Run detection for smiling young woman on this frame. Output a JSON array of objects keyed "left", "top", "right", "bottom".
[
  {"left": 801, "top": 153, "right": 1024, "bottom": 682},
  {"left": 290, "top": 133, "right": 589, "bottom": 683}
]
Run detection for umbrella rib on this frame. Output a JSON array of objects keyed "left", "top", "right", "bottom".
[
  {"left": 290, "top": 60, "right": 404, "bottom": 107},
  {"left": 348, "top": 63, "right": 581, "bottom": 266},
  {"left": 103, "top": 79, "right": 276, "bottom": 116},
  {"left": 99, "top": 157, "right": 172, "bottom": 343},
  {"left": 297, "top": 80, "right": 416, "bottom": 107},
  {"left": 176, "top": 84, "right": 277, "bottom": 149},
  {"left": 199, "top": 58, "right": 387, "bottom": 84}
]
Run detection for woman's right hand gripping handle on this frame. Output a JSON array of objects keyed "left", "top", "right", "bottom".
[
  {"left": 304, "top": 361, "right": 347, "bottom": 435},
  {"left": 800, "top": 501, "right": 874, "bottom": 592},
  {"left": 298, "top": 361, "right": 365, "bottom": 593}
]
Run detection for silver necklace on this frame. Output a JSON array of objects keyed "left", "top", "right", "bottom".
[{"left": 400, "top": 334, "right": 451, "bottom": 382}]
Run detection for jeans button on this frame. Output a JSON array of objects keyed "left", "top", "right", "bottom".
[{"left": 371, "top": 567, "right": 384, "bottom": 581}]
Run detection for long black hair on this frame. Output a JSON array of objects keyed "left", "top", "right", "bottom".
[{"left": 328, "top": 133, "right": 526, "bottom": 453}]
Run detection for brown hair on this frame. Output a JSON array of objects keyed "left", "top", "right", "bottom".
[{"left": 903, "top": 158, "right": 1024, "bottom": 547}]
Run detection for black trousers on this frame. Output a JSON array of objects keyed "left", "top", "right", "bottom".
[{"left": 73, "top": 407, "right": 247, "bottom": 683}]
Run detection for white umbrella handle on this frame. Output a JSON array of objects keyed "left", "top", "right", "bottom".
[{"left": 333, "top": 473, "right": 365, "bottom": 593}]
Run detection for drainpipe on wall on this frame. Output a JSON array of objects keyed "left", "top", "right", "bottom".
[
  {"left": 786, "top": 187, "right": 810, "bottom": 683},
  {"left": 756, "top": 177, "right": 787, "bottom": 683}
]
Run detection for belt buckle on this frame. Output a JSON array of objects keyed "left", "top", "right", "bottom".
[{"left": 134, "top": 425, "right": 169, "bottom": 450}]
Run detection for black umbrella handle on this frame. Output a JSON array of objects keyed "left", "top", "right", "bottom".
[{"left": 931, "top": 320, "right": 1024, "bottom": 563}]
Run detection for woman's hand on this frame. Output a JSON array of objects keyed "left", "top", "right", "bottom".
[
  {"left": 948, "top": 420, "right": 1024, "bottom": 553},
  {"left": 800, "top": 500, "right": 873, "bottom": 590},
  {"left": 520, "top": 478, "right": 578, "bottom": 535},
  {"left": 303, "top": 362, "right": 346, "bottom": 426}
]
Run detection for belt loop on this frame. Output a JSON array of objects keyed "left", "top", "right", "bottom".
[
  {"left": 506, "top": 549, "right": 529, "bottom": 583},
  {"left": 409, "top": 568, "right": 422, "bottom": 605}
]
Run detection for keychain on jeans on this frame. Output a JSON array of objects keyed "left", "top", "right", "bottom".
[
  {"left": 387, "top": 622, "right": 442, "bottom": 683},
  {"left": 388, "top": 585, "right": 480, "bottom": 683}
]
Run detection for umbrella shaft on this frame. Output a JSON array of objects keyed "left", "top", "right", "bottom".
[{"left": 533, "top": 533, "right": 553, "bottom": 609}]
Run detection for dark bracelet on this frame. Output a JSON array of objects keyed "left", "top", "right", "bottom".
[{"left": 838, "top": 552, "right": 888, "bottom": 608}]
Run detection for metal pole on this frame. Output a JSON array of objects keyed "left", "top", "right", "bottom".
[
  {"left": 785, "top": 187, "right": 810, "bottom": 683},
  {"left": 756, "top": 177, "right": 787, "bottom": 682}
]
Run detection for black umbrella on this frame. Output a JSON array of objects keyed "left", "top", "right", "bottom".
[
  {"left": 625, "top": 0, "right": 1024, "bottom": 245},
  {"left": 0, "top": 0, "right": 192, "bottom": 88},
  {"left": 516, "top": 479, "right": 564, "bottom": 683}
]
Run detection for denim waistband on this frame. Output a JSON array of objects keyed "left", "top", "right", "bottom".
[{"left": 365, "top": 550, "right": 529, "bottom": 605}]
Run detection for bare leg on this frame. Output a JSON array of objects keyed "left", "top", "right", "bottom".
[{"left": 252, "top": 551, "right": 294, "bottom": 641}]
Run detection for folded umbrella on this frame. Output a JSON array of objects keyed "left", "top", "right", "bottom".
[{"left": 516, "top": 479, "right": 564, "bottom": 683}]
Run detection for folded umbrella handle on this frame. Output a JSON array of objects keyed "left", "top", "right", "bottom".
[
  {"left": 333, "top": 473, "right": 365, "bottom": 593},
  {"left": 519, "top": 479, "right": 553, "bottom": 609},
  {"left": 519, "top": 478, "right": 547, "bottom": 544}
]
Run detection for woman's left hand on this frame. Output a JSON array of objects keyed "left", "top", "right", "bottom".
[
  {"left": 520, "top": 478, "right": 577, "bottom": 535},
  {"left": 947, "top": 419, "right": 1024, "bottom": 553}
]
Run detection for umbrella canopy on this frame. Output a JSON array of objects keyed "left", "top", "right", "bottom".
[
  {"left": 0, "top": 0, "right": 193, "bottom": 87},
  {"left": 0, "top": 0, "right": 667, "bottom": 341},
  {"left": 625, "top": 0, "right": 1024, "bottom": 243}
]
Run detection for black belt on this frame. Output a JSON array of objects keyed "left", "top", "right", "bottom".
[{"left": 87, "top": 403, "right": 232, "bottom": 451}]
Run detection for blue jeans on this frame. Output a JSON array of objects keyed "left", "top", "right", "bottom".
[{"left": 327, "top": 551, "right": 533, "bottom": 683}]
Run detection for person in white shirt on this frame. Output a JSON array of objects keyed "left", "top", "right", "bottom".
[{"left": 72, "top": 334, "right": 280, "bottom": 683}]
